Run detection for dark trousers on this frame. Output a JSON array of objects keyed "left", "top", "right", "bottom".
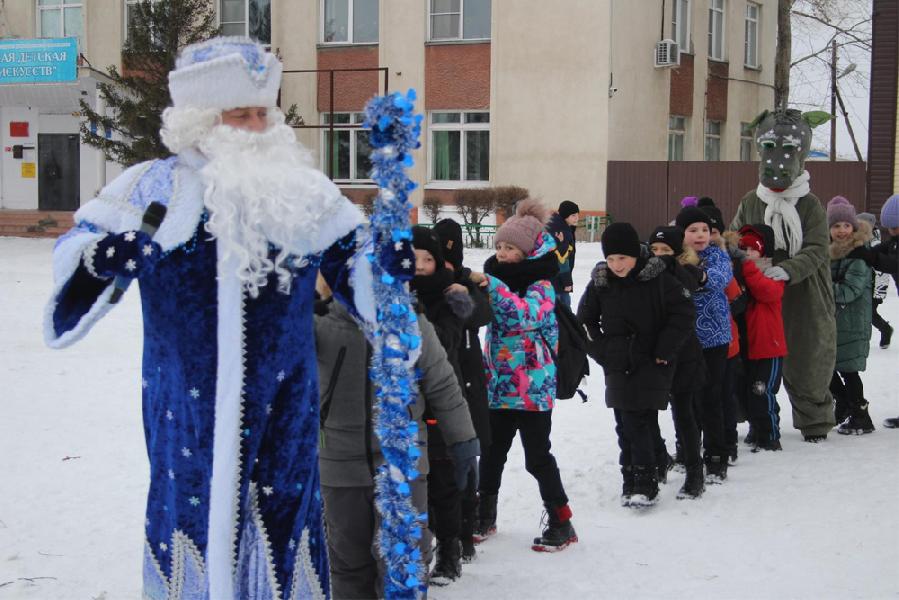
[
  {"left": 479, "top": 409, "right": 568, "bottom": 507},
  {"left": 830, "top": 370, "right": 865, "bottom": 415},
  {"left": 670, "top": 390, "right": 703, "bottom": 466},
  {"left": 743, "top": 357, "right": 783, "bottom": 442},
  {"left": 722, "top": 355, "right": 742, "bottom": 448},
  {"left": 614, "top": 409, "right": 658, "bottom": 468},
  {"left": 697, "top": 344, "right": 729, "bottom": 459},
  {"left": 872, "top": 299, "right": 891, "bottom": 333},
  {"left": 428, "top": 458, "right": 478, "bottom": 542},
  {"left": 322, "top": 480, "right": 430, "bottom": 600}
]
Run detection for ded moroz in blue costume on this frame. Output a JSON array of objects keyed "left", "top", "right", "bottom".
[{"left": 43, "top": 37, "right": 412, "bottom": 599}]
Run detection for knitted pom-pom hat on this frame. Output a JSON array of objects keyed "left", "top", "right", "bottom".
[
  {"left": 495, "top": 198, "right": 549, "bottom": 255},
  {"left": 602, "top": 222, "right": 641, "bottom": 258},
  {"left": 827, "top": 196, "right": 858, "bottom": 229}
]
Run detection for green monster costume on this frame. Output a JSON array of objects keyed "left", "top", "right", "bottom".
[{"left": 730, "top": 109, "right": 836, "bottom": 439}]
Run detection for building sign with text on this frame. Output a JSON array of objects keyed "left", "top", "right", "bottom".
[{"left": 0, "top": 38, "right": 78, "bottom": 84}]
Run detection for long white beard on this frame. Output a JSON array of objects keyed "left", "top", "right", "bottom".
[{"left": 198, "top": 122, "right": 339, "bottom": 298}]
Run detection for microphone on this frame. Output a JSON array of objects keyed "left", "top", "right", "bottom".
[{"left": 109, "top": 201, "right": 167, "bottom": 304}]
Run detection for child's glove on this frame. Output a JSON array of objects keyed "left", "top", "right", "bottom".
[
  {"left": 449, "top": 438, "right": 480, "bottom": 490},
  {"left": 764, "top": 266, "right": 790, "bottom": 281},
  {"left": 85, "top": 231, "right": 162, "bottom": 280},
  {"left": 376, "top": 232, "right": 415, "bottom": 282}
]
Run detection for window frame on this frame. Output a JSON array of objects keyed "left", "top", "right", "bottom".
[
  {"left": 671, "top": 0, "right": 691, "bottom": 55},
  {"left": 320, "top": 112, "right": 375, "bottom": 184},
  {"left": 320, "top": 0, "right": 380, "bottom": 45},
  {"left": 707, "top": 0, "right": 726, "bottom": 61},
  {"left": 36, "top": 0, "right": 84, "bottom": 47},
  {"left": 668, "top": 115, "right": 686, "bottom": 161},
  {"left": 744, "top": 2, "right": 760, "bottom": 68},
  {"left": 428, "top": 110, "right": 490, "bottom": 185},
  {"left": 124, "top": 0, "right": 160, "bottom": 42},
  {"left": 740, "top": 121, "right": 755, "bottom": 161},
  {"left": 218, "top": 0, "right": 272, "bottom": 47},
  {"left": 428, "top": 0, "right": 491, "bottom": 43},
  {"left": 704, "top": 120, "right": 722, "bottom": 161}
]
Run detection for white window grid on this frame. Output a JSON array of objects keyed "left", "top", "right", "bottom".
[
  {"left": 320, "top": 112, "right": 374, "bottom": 184},
  {"left": 36, "top": 0, "right": 83, "bottom": 46},
  {"left": 708, "top": 0, "right": 725, "bottom": 61},
  {"left": 219, "top": 0, "right": 271, "bottom": 47},
  {"left": 428, "top": 111, "right": 490, "bottom": 183},
  {"left": 321, "top": 0, "right": 378, "bottom": 44},
  {"left": 740, "top": 121, "right": 755, "bottom": 161},
  {"left": 668, "top": 115, "right": 686, "bottom": 161},
  {"left": 671, "top": 0, "right": 690, "bottom": 54},
  {"left": 744, "top": 2, "right": 760, "bottom": 68},
  {"left": 428, "top": 0, "right": 490, "bottom": 42},
  {"left": 124, "top": 0, "right": 160, "bottom": 42},
  {"left": 705, "top": 120, "right": 722, "bottom": 161}
]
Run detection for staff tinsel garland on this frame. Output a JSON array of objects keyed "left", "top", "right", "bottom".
[{"left": 363, "top": 89, "right": 427, "bottom": 599}]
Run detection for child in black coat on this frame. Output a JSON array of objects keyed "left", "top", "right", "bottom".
[{"left": 578, "top": 223, "right": 696, "bottom": 507}]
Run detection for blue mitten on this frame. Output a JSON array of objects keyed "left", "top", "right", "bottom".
[
  {"left": 376, "top": 231, "right": 415, "bottom": 282},
  {"left": 85, "top": 231, "right": 162, "bottom": 280},
  {"left": 449, "top": 438, "right": 480, "bottom": 491}
]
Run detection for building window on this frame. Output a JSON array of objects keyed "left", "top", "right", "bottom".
[
  {"left": 124, "top": 0, "right": 160, "bottom": 42},
  {"left": 37, "top": 0, "right": 83, "bottom": 48},
  {"left": 705, "top": 120, "right": 722, "bottom": 161},
  {"left": 668, "top": 116, "right": 686, "bottom": 161},
  {"left": 430, "top": 111, "right": 490, "bottom": 183},
  {"left": 322, "top": 0, "right": 379, "bottom": 44},
  {"left": 671, "top": 0, "right": 690, "bottom": 54},
  {"left": 429, "top": 0, "right": 491, "bottom": 42},
  {"left": 744, "top": 2, "right": 760, "bottom": 68},
  {"left": 321, "top": 112, "right": 373, "bottom": 182},
  {"left": 708, "top": 0, "right": 725, "bottom": 61},
  {"left": 740, "top": 122, "right": 755, "bottom": 161},
  {"left": 220, "top": 0, "right": 271, "bottom": 45}
]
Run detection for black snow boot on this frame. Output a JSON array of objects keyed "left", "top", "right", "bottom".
[
  {"left": 704, "top": 455, "right": 728, "bottom": 484},
  {"left": 751, "top": 437, "right": 783, "bottom": 452},
  {"left": 880, "top": 323, "right": 893, "bottom": 349},
  {"left": 623, "top": 466, "right": 659, "bottom": 508},
  {"left": 743, "top": 426, "right": 757, "bottom": 446},
  {"left": 656, "top": 453, "right": 674, "bottom": 484},
  {"left": 727, "top": 443, "right": 739, "bottom": 465},
  {"left": 834, "top": 394, "right": 851, "bottom": 426},
  {"left": 460, "top": 511, "right": 476, "bottom": 563},
  {"left": 884, "top": 416, "right": 899, "bottom": 429},
  {"left": 837, "top": 402, "right": 875, "bottom": 435},
  {"left": 803, "top": 433, "right": 827, "bottom": 443},
  {"left": 473, "top": 494, "right": 497, "bottom": 543},
  {"left": 532, "top": 504, "right": 577, "bottom": 552},
  {"left": 676, "top": 463, "right": 705, "bottom": 499},
  {"left": 621, "top": 465, "right": 635, "bottom": 502},
  {"left": 672, "top": 441, "right": 686, "bottom": 473},
  {"left": 429, "top": 538, "right": 462, "bottom": 586}
]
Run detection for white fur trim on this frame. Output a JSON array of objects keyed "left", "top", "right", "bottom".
[
  {"left": 350, "top": 230, "right": 377, "bottom": 326},
  {"left": 169, "top": 37, "right": 282, "bottom": 111},
  {"left": 207, "top": 250, "right": 245, "bottom": 600}
]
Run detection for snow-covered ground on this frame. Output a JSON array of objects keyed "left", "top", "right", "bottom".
[{"left": 1, "top": 237, "right": 897, "bottom": 599}]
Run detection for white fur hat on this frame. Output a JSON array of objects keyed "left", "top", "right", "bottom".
[{"left": 168, "top": 37, "right": 283, "bottom": 110}]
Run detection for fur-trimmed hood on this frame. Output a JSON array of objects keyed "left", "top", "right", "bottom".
[
  {"left": 830, "top": 220, "right": 873, "bottom": 260},
  {"left": 677, "top": 246, "right": 700, "bottom": 267},
  {"left": 591, "top": 256, "right": 667, "bottom": 288}
]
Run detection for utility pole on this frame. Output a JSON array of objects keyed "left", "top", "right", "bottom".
[{"left": 830, "top": 39, "right": 837, "bottom": 161}]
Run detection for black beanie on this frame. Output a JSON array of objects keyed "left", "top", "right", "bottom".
[
  {"left": 675, "top": 206, "right": 713, "bottom": 231},
  {"left": 601, "top": 222, "right": 641, "bottom": 258},
  {"left": 648, "top": 226, "right": 684, "bottom": 255},
  {"left": 432, "top": 218, "right": 464, "bottom": 270},
  {"left": 558, "top": 201, "right": 580, "bottom": 220},
  {"left": 697, "top": 197, "right": 724, "bottom": 233},
  {"left": 412, "top": 225, "right": 445, "bottom": 266}
]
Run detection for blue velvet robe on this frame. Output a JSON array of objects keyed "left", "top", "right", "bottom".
[{"left": 45, "top": 153, "right": 372, "bottom": 599}]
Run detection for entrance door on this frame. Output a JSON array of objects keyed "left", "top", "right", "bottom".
[{"left": 38, "top": 133, "right": 80, "bottom": 210}]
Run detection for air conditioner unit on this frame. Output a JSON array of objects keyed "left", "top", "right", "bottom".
[{"left": 654, "top": 39, "right": 680, "bottom": 68}]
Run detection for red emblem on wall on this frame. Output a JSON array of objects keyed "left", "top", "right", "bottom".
[{"left": 9, "top": 122, "right": 29, "bottom": 137}]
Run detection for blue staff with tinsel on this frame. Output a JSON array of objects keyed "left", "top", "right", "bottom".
[{"left": 362, "top": 89, "right": 427, "bottom": 599}]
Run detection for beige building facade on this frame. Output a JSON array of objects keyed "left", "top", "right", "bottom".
[{"left": 0, "top": 0, "right": 776, "bottom": 217}]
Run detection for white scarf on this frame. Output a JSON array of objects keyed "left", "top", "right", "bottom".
[{"left": 756, "top": 170, "right": 810, "bottom": 257}]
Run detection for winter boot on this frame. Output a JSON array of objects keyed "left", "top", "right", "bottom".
[
  {"left": 743, "top": 426, "right": 757, "bottom": 446},
  {"left": 532, "top": 504, "right": 577, "bottom": 552},
  {"left": 803, "top": 433, "right": 827, "bottom": 443},
  {"left": 459, "top": 511, "right": 476, "bottom": 563},
  {"left": 473, "top": 494, "right": 497, "bottom": 544},
  {"left": 883, "top": 416, "right": 899, "bottom": 429},
  {"left": 833, "top": 394, "right": 851, "bottom": 426},
  {"left": 727, "top": 443, "right": 739, "bottom": 465},
  {"left": 672, "top": 441, "right": 686, "bottom": 473},
  {"left": 623, "top": 466, "right": 659, "bottom": 508},
  {"left": 751, "top": 438, "right": 783, "bottom": 452},
  {"left": 620, "top": 465, "right": 635, "bottom": 504},
  {"left": 880, "top": 323, "right": 893, "bottom": 349},
  {"left": 429, "top": 538, "right": 462, "bottom": 586},
  {"left": 676, "top": 463, "right": 705, "bottom": 499},
  {"left": 656, "top": 453, "right": 675, "bottom": 484},
  {"left": 704, "top": 455, "right": 728, "bottom": 484},
  {"left": 837, "top": 402, "right": 876, "bottom": 435}
]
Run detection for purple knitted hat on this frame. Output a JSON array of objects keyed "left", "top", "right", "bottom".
[
  {"left": 680, "top": 196, "right": 699, "bottom": 208},
  {"left": 495, "top": 199, "right": 548, "bottom": 255},
  {"left": 827, "top": 196, "right": 858, "bottom": 229},
  {"left": 881, "top": 194, "right": 899, "bottom": 229}
]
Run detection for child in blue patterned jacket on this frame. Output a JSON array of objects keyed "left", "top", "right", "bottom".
[
  {"left": 468, "top": 199, "right": 577, "bottom": 553},
  {"left": 675, "top": 206, "right": 733, "bottom": 484}
]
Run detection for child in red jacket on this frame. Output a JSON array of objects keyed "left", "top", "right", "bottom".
[{"left": 734, "top": 224, "right": 788, "bottom": 451}]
